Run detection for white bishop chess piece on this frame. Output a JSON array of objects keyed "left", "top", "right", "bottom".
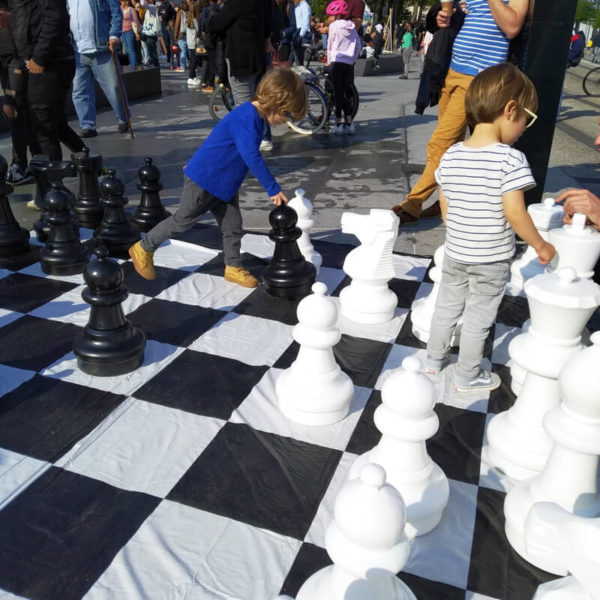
[
  {"left": 339, "top": 209, "right": 399, "bottom": 324},
  {"left": 526, "top": 503, "right": 600, "bottom": 600},
  {"left": 486, "top": 268, "right": 600, "bottom": 481},
  {"left": 504, "top": 332, "right": 600, "bottom": 571},
  {"left": 349, "top": 356, "right": 449, "bottom": 538},
  {"left": 288, "top": 188, "right": 322, "bottom": 275},
  {"left": 277, "top": 282, "right": 354, "bottom": 426},
  {"left": 276, "top": 463, "right": 416, "bottom": 600}
]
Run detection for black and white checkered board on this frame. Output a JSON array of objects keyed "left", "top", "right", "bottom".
[{"left": 0, "top": 224, "right": 566, "bottom": 600}]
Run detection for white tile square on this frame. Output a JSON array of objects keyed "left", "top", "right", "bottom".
[
  {"left": 152, "top": 239, "right": 219, "bottom": 271},
  {"left": 466, "top": 592, "right": 502, "bottom": 600},
  {"left": 393, "top": 254, "right": 431, "bottom": 281},
  {"left": 19, "top": 261, "right": 85, "bottom": 285},
  {"left": 491, "top": 323, "right": 522, "bottom": 366},
  {"left": 240, "top": 233, "right": 275, "bottom": 258},
  {"left": 28, "top": 285, "right": 88, "bottom": 323},
  {"left": 84, "top": 500, "right": 302, "bottom": 600},
  {"left": 0, "top": 448, "right": 49, "bottom": 510},
  {"left": 0, "top": 308, "right": 24, "bottom": 330},
  {"left": 0, "top": 364, "right": 36, "bottom": 397}
]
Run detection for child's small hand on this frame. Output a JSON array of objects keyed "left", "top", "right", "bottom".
[
  {"left": 535, "top": 241, "right": 556, "bottom": 265},
  {"left": 270, "top": 191, "right": 288, "bottom": 206}
]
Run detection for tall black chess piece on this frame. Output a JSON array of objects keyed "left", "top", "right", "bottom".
[
  {"left": 40, "top": 182, "right": 90, "bottom": 275},
  {"left": 94, "top": 168, "right": 140, "bottom": 258},
  {"left": 30, "top": 156, "right": 77, "bottom": 242},
  {"left": 73, "top": 246, "right": 146, "bottom": 376},
  {"left": 0, "top": 156, "right": 30, "bottom": 258},
  {"left": 72, "top": 147, "right": 104, "bottom": 229},
  {"left": 262, "top": 204, "right": 316, "bottom": 298},
  {"left": 130, "top": 157, "right": 169, "bottom": 232}
]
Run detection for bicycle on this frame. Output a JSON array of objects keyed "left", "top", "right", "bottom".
[{"left": 582, "top": 65, "right": 600, "bottom": 96}]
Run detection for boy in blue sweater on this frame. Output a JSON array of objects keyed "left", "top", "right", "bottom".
[{"left": 129, "top": 69, "right": 307, "bottom": 287}]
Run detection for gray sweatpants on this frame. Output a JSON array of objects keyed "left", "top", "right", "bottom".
[
  {"left": 142, "top": 175, "right": 242, "bottom": 267},
  {"left": 427, "top": 256, "right": 510, "bottom": 383}
]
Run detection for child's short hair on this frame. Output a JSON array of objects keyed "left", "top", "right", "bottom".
[
  {"left": 465, "top": 63, "right": 538, "bottom": 129},
  {"left": 253, "top": 69, "right": 308, "bottom": 121}
]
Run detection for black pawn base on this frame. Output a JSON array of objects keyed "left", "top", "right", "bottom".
[{"left": 0, "top": 156, "right": 30, "bottom": 258}]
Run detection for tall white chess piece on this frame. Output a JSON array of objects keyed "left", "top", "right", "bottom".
[
  {"left": 504, "top": 332, "right": 600, "bottom": 571},
  {"left": 339, "top": 209, "right": 399, "bottom": 324},
  {"left": 349, "top": 357, "right": 449, "bottom": 538},
  {"left": 486, "top": 268, "right": 600, "bottom": 481},
  {"left": 277, "top": 282, "right": 354, "bottom": 426},
  {"left": 288, "top": 189, "right": 322, "bottom": 275}
]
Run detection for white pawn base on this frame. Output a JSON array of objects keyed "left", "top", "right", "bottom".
[
  {"left": 533, "top": 576, "right": 593, "bottom": 600},
  {"left": 339, "top": 280, "right": 397, "bottom": 325}
]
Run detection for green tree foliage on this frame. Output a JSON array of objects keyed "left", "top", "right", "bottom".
[{"left": 577, "top": 0, "right": 598, "bottom": 23}]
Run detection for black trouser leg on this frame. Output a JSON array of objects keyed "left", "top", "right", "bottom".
[{"left": 331, "top": 62, "right": 353, "bottom": 121}]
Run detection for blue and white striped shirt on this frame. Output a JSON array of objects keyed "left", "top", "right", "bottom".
[
  {"left": 450, "top": 0, "right": 510, "bottom": 76},
  {"left": 435, "top": 143, "right": 536, "bottom": 264}
]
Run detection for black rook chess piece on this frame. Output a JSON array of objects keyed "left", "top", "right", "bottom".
[
  {"left": 0, "top": 156, "right": 30, "bottom": 258},
  {"left": 40, "top": 182, "right": 90, "bottom": 275},
  {"left": 130, "top": 157, "right": 169, "bottom": 232},
  {"left": 262, "top": 204, "right": 316, "bottom": 298},
  {"left": 72, "top": 146, "right": 104, "bottom": 229},
  {"left": 73, "top": 246, "right": 146, "bottom": 376},
  {"left": 94, "top": 168, "right": 140, "bottom": 258}
]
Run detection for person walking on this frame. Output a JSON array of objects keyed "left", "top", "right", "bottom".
[
  {"left": 398, "top": 23, "right": 413, "bottom": 79},
  {"left": 141, "top": 0, "right": 161, "bottom": 67},
  {"left": 120, "top": 0, "right": 141, "bottom": 68}
]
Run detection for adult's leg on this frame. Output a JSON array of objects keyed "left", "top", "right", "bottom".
[
  {"left": 330, "top": 62, "right": 345, "bottom": 122},
  {"left": 91, "top": 52, "right": 129, "bottom": 125},
  {"left": 188, "top": 51, "right": 199, "bottom": 79},
  {"left": 210, "top": 192, "right": 243, "bottom": 267},
  {"left": 226, "top": 59, "right": 258, "bottom": 105},
  {"left": 178, "top": 39, "right": 188, "bottom": 69},
  {"left": 123, "top": 30, "right": 137, "bottom": 67},
  {"left": 340, "top": 63, "right": 353, "bottom": 122},
  {"left": 141, "top": 39, "right": 149, "bottom": 64},
  {"left": 402, "top": 47, "right": 412, "bottom": 76},
  {"left": 71, "top": 52, "right": 97, "bottom": 130},
  {"left": 146, "top": 36, "right": 159, "bottom": 67},
  {"left": 206, "top": 49, "right": 215, "bottom": 86}
]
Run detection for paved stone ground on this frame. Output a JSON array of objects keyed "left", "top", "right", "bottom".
[{"left": 2, "top": 58, "right": 599, "bottom": 257}]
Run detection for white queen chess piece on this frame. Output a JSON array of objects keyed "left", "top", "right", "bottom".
[
  {"left": 288, "top": 188, "right": 322, "bottom": 275},
  {"left": 349, "top": 356, "right": 449, "bottom": 538},
  {"left": 339, "top": 209, "right": 399, "bottom": 324},
  {"left": 504, "top": 332, "right": 600, "bottom": 571},
  {"left": 486, "top": 268, "right": 600, "bottom": 481},
  {"left": 277, "top": 282, "right": 354, "bottom": 426}
]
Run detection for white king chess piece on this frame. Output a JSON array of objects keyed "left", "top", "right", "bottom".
[
  {"left": 504, "top": 332, "right": 600, "bottom": 571},
  {"left": 349, "top": 357, "right": 449, "bottom": 538},
  {"left": 288, "top": 188, "right": 322, "bottom": 275},
  {"left": 277, "top": 282, "right": 354, "bottom": 426},
  {"left": 339, "top": 209, "right": 399, "bottom": 324}
]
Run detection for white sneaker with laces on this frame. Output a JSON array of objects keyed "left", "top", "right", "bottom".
[
  {"left": 332, "top": 124, "right": 345, "bottom": 135},
  {"left": 260, "top": 140, "right": 273, "bottom": 152},
  {"left": 345, "top": 122, "right": 356, "bottom": 135},
  {"left": 187, "top": 78, "right": 201, "bottom": 86}
]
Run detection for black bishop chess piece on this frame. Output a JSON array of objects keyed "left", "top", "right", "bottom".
[
  {"left": 130, "top": 157, "right": 169, "bottom": 232},
  {"left": 40, "top": 182, "right": 90, "bottom": 275},
  {"left": 72, "top": 146, "right": 104, "bottom": 229},
  {"left": 73, "top": 246, "right": 146, "bottom": 376},
  {"left": 0, "top": 156, "right": 30, "bottom": 258},
  {"left": 262, "top": 204, "right": 316, "bottom": 298},
  {"left": 94, "top": 168, "right": 140, "bottom": 258}
]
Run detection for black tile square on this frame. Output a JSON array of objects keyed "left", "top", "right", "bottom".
[
  {"left": 331, "top": 274, "right": 351, "bottom": 297},
  {"left": 280, "top": 542, "right": 331, "bottom": 597},
  {"left": 232, "top": 286, "right": 301, "bottom": 326},
  {"left": 345, "top": 389, "right": 381, "bottom": 454},
  {"left": 0, "top": 375, "right": 126, "bottom": 462},
  {"left": 389, "top": 278, "right": 422, "bottom": 309},
  {"left": 488, "top": 364, "right": 517, "bottom": 414},
  {"left": 0, "top": 467, "right": 160, "bottom": 600},
  {"left": 135, "top": 349, "right": 269, "bottom": 419},
  {"left": 0, "top": 246, "right": 40, "bottom": 272},
  {"left": 396, "top": 311, "right": 428, "bottom": 349},
  {"left": 272, "top": 340, "right": 300, "bottom": 369},
  {"left": 467, "top": 487, "right": 556, "bottom": 599},
  {"left": 195, "top": 251, "right": 267, "bottom": 278},
  {"left": 0, "top": 272, "right": 78, "bottom": 313},
  {"left": 398, "top": 572, "right": 465, "bottom": 600},
  {"left": 497, "top": 294, "right": 530, "bottom": 328},
  {"left": 127, "top": 298, "right": 227, "bottom": 346},
  {"left": 120, "top": 260, "right": 191, "bottom": 297},
  {"left": 0, "top": 315, "right": 81, "bottom": 371},
  {"left": 333, "top": 334, "right": 392, "bottom": 388},
  {"left": 312, "top": 240, "right": 356, "bottom": 269},
  {"left": 167, "top": 423, "right": 342, "bottom": 539}
]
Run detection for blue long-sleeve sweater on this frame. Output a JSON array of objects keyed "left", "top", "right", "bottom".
[{"left": 183, "top": 102, "right": 280, "bottom": 202}]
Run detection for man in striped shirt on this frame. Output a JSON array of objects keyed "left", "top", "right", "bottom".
[{"left": 392, "top": 0, "right": 529, "bottom": 224}]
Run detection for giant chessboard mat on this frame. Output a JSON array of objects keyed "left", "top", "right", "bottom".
[{"left": 0, "top": 223, "right": 591, "bottom": 600}]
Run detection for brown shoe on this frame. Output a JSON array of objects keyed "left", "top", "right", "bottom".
[
  {"left": 421, "top": 200, "right": 442, "bottom": 219},
  {"left": 128, "top": 241, "right": 156, "bottom": 280},
  {"left": 391, "top": 205, "right": 419, "bottom": 225},
  {"left": 224, "top": 266, "right": 258, "bottom": 288},
  {"left": 202, "top": 85, "right": 215, "bottom": 93}
]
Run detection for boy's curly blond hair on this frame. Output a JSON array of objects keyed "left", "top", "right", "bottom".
[{"left": 253, "top": 69, "right": 308, "bottom": 121}]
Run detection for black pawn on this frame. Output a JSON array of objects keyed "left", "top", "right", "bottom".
[
  {"left": 130, "top": 157, "right": 169, "bottom": 232},
  {"left": 72, "top": 146, "right": 104, "bottom": 229},
  {"left": 262, "top": 204, "right": 316, "bottom": 298},
  {"left": 74, "top": 246, "right": 146, "bottom": 376},
  {"left": 0, "top": 156, "right": 30, "bottom": 258},
  {"left": 94, "top": 168, "right": 140, "bottom": 258},
  {"left": 40, "top": 182, "right": 90, "bottom": 275}
]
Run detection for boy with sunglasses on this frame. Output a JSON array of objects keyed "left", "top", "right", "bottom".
[{"left": 424, "top": 62, "right": 555, "bottom": 392}]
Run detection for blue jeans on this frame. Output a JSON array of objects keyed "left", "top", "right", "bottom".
[
  {"left": 178, "top": 39, "right": 188, "bottom": 69},
  {"left": 122, "top": 30, "right": 137, "bottom": 67},
  {"left": 73, "top": 51, "right": 129, "bottom": 129}
]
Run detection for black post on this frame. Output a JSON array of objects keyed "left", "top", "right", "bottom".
[{"left": 513, "top": 0, "right": 578, "bottom": 205}]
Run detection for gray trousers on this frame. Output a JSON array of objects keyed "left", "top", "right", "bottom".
[
  {"left": 225, "top": 58, "right": 260, "bottom": 105},
  {"left": 402, "top": 48, "right": 413, "bottom": 76},
  {"left": 142, "top": 175, "right": 242, "bottom": 267},
  {"left": 427, "top": 256, "right": 510, "bottom": 382}
]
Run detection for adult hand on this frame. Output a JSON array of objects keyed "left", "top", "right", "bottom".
[
  {"left": 2, "top": 104, "right": 16, "bottom": 119},
  {"left": 557, "top": 188, "right": 600, "bottom": 229},
  {"left": 28, "top": 59, "right": 44, "bottom": 73},
  {"left": 0, "top": 10, "right": 9, "bottom": 29},
  {"left": 270, "top": 191, "right": 288, "bottom": 206},
  {"left": 534, "top": 241, "right": 556, "bottom": 265},
  {"left": 108, "top": 38, "right": 120, "bottom": 52},
  {"left": 436, "top": 9, "right": 453, "bottom": 28}
]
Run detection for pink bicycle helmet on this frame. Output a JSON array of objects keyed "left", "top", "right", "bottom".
[{"left": 326, "top": 0, "right": 348, "bottom": 16}]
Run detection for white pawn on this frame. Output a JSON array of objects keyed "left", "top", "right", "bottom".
[
  {"left": 339, "top": 209, "right": 399, "bottom": 324},
  {"left": 504, "top": 332, "right": 600, "bottom": 572},
  {"left": 288, "top": 188, "right": 322, "bottom": 275},
  {"left": 349, "top": 357, "right": 449, "bottom": 538},
  {"left": 410, "top": 244, "right": 461, "bottom": 346},
  {"left": 295, "top": 463, "right": 416, "bottom": 600},
  {"left": 526, "top": 503, "right": 600, "bottom": 600},
  {"left": 277, "top": 282, "right": 354, "bottom": 426}
]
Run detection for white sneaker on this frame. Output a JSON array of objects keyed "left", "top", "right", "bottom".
[
  {"left": 345, "top": 122, "right": 356, "bottom": 135},
  {"left": 187, "top": 78, "right": 200, "bottom": 86},
  {"left": 260, "top": 139, "right": 273, "bottom": 152},
  {"left": 332, "top": 124, "right": 345, "bottom": 135}
]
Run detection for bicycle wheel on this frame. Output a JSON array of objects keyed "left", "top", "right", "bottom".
[
  {"left": 208, "top": 84, "right": 235, "bottom": 121},
  {"left": 287, "top": 82, "right": 328, "bottom": 135},
  {"left": 583, "top": 67, "right": 600, "bottom": 96},
  {"left": 347, "top": 83, "right": 359, "bottom": 120}
]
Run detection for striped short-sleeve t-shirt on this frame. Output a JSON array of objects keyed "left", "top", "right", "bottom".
[
  {"left": 435, "top": 142, "right": 536, "bottom": 264},
  {"left": 450, "top": 0, "right": 510, "bottom": 76}
]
